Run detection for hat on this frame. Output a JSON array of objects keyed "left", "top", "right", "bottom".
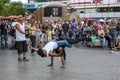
[
  {"left": 18, "top": 15, "right": 23, "bottom": 18},
  {"left": 37, "top": 48, "right": 45, "bottom": 57}
]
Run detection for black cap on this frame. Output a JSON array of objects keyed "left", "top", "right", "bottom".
[{"left": 37, "top": 48, "right": 46, "bottom": 57}]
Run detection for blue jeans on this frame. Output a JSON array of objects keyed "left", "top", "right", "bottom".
[
  {"left": 63, "top": 31, "right": 69, "bottom": 39},
  {"left": 54, "top": 37, "right": 87, "bottom": 48},
  {"left": 98, "top": 36, "right": 106, "bottom": 47},
  {"left": 1, "top": 34, "right": 8, "bottom": 47},
  {"left": 109, "top": 32, "right": 117, "bottom": 47}
]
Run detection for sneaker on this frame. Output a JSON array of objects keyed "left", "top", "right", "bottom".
[
  {"left": 31, "top": 52, "right": 36, "bottom": 55},
  {"left": 18, "top": 58, "right": 23, "bottom": 62},
  {"left": 110, "top": 50, "right": 115, "bottom": 54},
  {"left": 47, "top": 63, "right": 53, "bottom": 67},
  {"left": 23, "top": 58, "right": 29, "bottom": 62}
]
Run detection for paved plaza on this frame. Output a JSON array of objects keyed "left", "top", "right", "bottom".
[{"left": 0, "top": 47, "right": 120, "bottom": 80}]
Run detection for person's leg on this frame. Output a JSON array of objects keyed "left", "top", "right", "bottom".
[
  {"left": 62, "top": 48, "right": 66, "bottom": 60},
  {"left": 47, "top": 57, "right": 54, "bottom": 67},
  {"left": 60, "top": 55, "right": 65, "bottom": 69},
  {"left": 16, "top": 41, "right": 23, "bottom": 62},
  {"left": 66, "top": 37, "right": 86, "bottom": 44},
  {"left": 1, "top": 34, "right": 4, "bottom": 48},
  {"left": 90, "top": 37, "right": 95, "bottom": 47},
  {"left": 22, "top": 41, "right": 29, "bottom": 61},
  {"left": 4, "top": 34, "right": 8, "bottom": 48},
  {"left": 110, "top": 33, "right": 115, "bottom": 48},
  {"left": 30, "top": 35, "right": 36, "bottom": 53},
  {"left": 100, "top": 38, "right": 106, "bottom": 48}
]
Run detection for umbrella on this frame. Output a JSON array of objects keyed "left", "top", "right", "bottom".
[
  {"left": 26, "top": 16, "right": 32, "bottom": 20},
  {"left": 82, "top": 18, "right": 95, "bottom": 21},
  {"left": 0, "top": 16, "right": 4, "bottom": 19},
  {"left": 6, "top": 15, "right": 18, "bottom": 20}
]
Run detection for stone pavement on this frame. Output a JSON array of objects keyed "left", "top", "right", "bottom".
[{"left": 0, "top": 47, "right": 120, "bottom": 80}]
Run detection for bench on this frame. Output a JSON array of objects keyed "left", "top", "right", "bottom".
[{"left": 87, "top": 39, "right": 102, "bottom": 47}]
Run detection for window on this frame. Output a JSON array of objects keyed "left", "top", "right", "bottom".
[
  {"left": 97, "top": 7, "right": 120, "bottom": 12},
  {"left": 44, "top": 7, "right": 62, "bottom": 17}
]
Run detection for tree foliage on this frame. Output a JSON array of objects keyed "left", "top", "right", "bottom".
[
  {"left": 0, "top": 2, "right": 28, "bottom": 16},
  {"left": 0, "top": 0, "right": 10, "bottom": 11}
]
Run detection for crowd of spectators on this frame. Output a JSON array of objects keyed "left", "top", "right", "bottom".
[{"left": 0, "top": 17, "right": 120, "bottom": 55}]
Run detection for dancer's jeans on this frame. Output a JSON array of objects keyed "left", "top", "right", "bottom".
[{"left": 54, "top": 37, "right": 86, "bottom": 48}]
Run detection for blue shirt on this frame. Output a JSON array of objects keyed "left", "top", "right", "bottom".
[{"left": 109, "top": 23, "right": 117, "bottom": 33}]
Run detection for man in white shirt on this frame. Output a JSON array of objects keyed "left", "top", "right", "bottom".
[
  {"left": 31, "top": 37, "right": 88, "bottom": 69},
  {"left": 15, "top": 16, "right": 29, "bottom": 62}
]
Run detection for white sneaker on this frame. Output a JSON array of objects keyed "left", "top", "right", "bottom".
[
  {"left": 110, "top": 50, "right": 115, "bottom": 54},
  {"left": 31, "top": 52, "right": 36, "bottom": 55}
]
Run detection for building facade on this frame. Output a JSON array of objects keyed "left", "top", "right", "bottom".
[{"left": 23, "top": 0, "right": 120, "bottom": 18}]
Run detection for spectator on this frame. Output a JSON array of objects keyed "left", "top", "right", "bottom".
[
  {"left": 110, "top": 38, "right": 120, "bottom": 53},
  {"left": 70, "top": 19, "right": 78, "bottom": 39},
  {"left": 0, "top": 19, "right": 10, "bottom": 48},
  {"left": 81, "top": 23, "right": 88, "bottom": 44},
  {"left": 98, "top": 26, "right": 106, "bottom": 48},
  {"left": 116, "top": 19, "right": 120, "bottom": 36},
  {"left": 46, "top": 28, "right": 52, "bottom": 42},
  {"left": 89, "top": 32, "right": 97, "bottom": 47},
  {"left": 29, "top": 21, "right": 37, "bottom": 55},
  {"left": 36, "top": 24, "right": 41, "bottom": 46},
  {"left": 15, "top": 16, "right": 29, "bottom": 62},
  {"left": 62, "top": 20, "right": 69, "bottom": 39},
  {"left": 108, "top": 19, "right": 117, "bottom": 49},
  {"left": 103, "top": 22, "right": 111, "bottom": 49}
]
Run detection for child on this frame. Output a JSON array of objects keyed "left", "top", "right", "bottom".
[
  {"left": 46, "top": 28, "right": 52, "bottom": 42},
  {"left": 90, "top": 32, "right": 97, "bottom": 47}
]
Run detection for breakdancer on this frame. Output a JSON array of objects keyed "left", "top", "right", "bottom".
[{"left": 31, "top": 37, "right": 89, "bottom": 69}]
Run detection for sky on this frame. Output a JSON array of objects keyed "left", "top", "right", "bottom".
[
  {"left": 10, "top": 0, "right": 118, "bottom": 4},
  {"left": 10, "top": 0, "right": 28, "bottom": 3}
]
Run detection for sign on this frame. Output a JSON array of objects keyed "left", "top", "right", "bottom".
[{"left": 23, "top": 4, "right": 36, "bottom": 9}]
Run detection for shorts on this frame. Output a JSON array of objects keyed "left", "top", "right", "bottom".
[{"left": 16, "top": 41, "right": 28, "bottom": 54}]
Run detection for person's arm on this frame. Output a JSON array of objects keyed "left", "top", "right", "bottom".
[
  {"left": 15, "top": 24, "right": 25, "bottom": 34},
  {"left": 7, "top": 25, "right": 11, "bottom": 31},
  {"left": 49, "top": 47, "right": 63, "bottom": 57}
]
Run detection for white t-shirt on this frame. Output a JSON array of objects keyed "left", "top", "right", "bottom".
[
  {"left": 43, "top": 41, "right": 58, "bottom": 57},
  {"left": 11, "top": 22, "right": 17, "bottom": 27},
  {"left": 15, "top": 22, "right": 26, "bottom": 41}
]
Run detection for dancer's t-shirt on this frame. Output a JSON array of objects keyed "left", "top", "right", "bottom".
[{"left": 43, "top": 42, "right": 58, "bottom": 57}]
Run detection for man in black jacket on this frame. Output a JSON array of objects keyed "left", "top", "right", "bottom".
[
  {"left": 0, "top": 19, "right": 10, "bottom": 48},
  {"left": 62, "top": 20, "right": 69, "bottom": 39}
]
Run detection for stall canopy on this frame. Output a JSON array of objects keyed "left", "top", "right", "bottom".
[{"left": 6, "top": 15, "right": 18, "bottom": 20}]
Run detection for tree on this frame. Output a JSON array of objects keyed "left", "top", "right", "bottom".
[
  {"left": 9, "top": 2, "right": 28, "bottom": 15},
  {"left": 1, "top": 2, "right": 28, "bottom": 16},
  {"left": 0, "top": 0, "right": 10, "bottom": 11}
]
